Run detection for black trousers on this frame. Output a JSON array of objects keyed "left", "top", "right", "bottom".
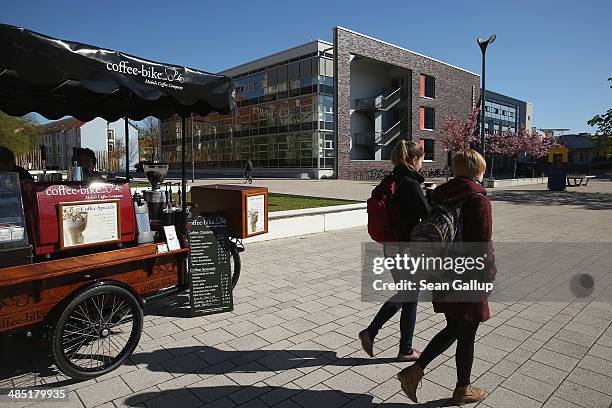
[{"left": 416, "top": 316, "right": 480, "bottom": 387}]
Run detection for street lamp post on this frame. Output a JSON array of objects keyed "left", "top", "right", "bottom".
[
  {"left": 190, "top": 113, "right": 195, "bottom": 182},
  {"left": 477, "top": 34, "right": 496, "bottom": 160}
]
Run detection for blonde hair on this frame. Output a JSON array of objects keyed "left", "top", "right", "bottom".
[
  {"left": 452, "top": 149, "right": 486, "bottom": 178},
  {"left": 391, "top": 139, "right": 424, "bottom": 169}
]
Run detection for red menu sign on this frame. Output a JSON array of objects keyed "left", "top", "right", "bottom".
[{"left": 22, "top": 181, "right": 135, "bottom": 255}]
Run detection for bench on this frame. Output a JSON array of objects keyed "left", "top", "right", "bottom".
[{"left": 566, "top": 175, "right": 595, "bottom": 187}]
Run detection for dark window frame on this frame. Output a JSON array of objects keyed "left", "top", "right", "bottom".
[
  {"left": 424, "top": 75, "right": 435, "bottom": 98},
  {"left": 423, "top": 107, "right": 435, "bottom": 130},
  {"left": 421, "top": 138, "right": 435, "bottom": 161}
]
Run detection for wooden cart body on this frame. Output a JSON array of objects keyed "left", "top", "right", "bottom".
[{"left": 0, "top": 244, "right": 188, "bottom": 335}]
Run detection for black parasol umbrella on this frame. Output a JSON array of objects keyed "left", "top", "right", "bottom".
[
  {"left": 0, "top": 23, "right": 235, "bottom": 221},
  {"left": 0, "top": 23, "right": 234, "bottom": 121}
]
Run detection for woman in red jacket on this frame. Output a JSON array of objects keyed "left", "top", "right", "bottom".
[{"left": 397, "top": 149, "right": 496, "bottom": 406}]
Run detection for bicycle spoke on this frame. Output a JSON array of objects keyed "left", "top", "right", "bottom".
[{"left": 59, "top": 290, "right": 139, "bottom": 375}]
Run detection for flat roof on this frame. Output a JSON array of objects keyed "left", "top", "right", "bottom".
[
  {"left": 219, "top": 39, "right": 332, "bottom": 77},
  {"left": 217, "top": 27, "right": 480, "bottom": 78},
  {"left": 335, "top": 26, "right": 479, "bottom": 77}
]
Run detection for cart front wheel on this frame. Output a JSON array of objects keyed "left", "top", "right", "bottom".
[{"left": 50, "top": 284, "right": 143, "bottom": 380}]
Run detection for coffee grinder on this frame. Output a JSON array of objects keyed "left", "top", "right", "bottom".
[{"left": 142, "top": 163, "right": 169, "bottom": 228}]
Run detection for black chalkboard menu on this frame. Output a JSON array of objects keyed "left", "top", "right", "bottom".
[{"left": 186, "top": 215, "right": 233, "bottom": 316}]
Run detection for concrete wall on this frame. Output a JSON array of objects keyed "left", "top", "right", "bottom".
[
  {"left": 334, "top": 27, "right": 481, "bottom": 179},
  {"left": 526, "top": 102, "right": 534, "bottom": 130},
  {"left": 349, "top": 57, "right": 409, "bottom": 161},
  {"left": 244, "top": 203, "right": 367, "bottom": 243}
]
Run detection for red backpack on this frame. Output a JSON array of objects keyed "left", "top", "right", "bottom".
[{"left": 367, "top": 175, "right": 402, "bottom": 243}]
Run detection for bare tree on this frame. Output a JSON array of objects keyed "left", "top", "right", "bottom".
[{"left": 138, "top": 117, "right": 159, "bottom": 162}]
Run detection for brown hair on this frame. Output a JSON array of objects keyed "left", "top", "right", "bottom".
[
  {"left": 391, "top": 139, "right": 424, "bottom": 169},
  {"left": 452, "top": 149, "right": 486, "bottom": 178},
  {"left": 75, "top": 148, "right": 97, "bottom": 168}
]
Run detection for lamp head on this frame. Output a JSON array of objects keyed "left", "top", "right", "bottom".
[{"left": 477, "top": 34, "right": 497, "bottom": 48}]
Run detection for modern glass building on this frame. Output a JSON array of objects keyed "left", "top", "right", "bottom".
[
  {"left": 484, "top": 90, "right": 533, "bottom": 135},
  {"left": 160, "top": 30, "right": 533, "bottom": 179},
  {"left": 160, "top": 41, "right": 335, "bottom": 178}
]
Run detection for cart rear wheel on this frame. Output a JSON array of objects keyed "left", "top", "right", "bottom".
[{"left": 50, "top": 285, "right": 143, "bottom": 380}]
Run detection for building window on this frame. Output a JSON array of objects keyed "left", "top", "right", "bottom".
[
  {"left": 419, "top": 74, "right": 435, "bottom": 98},
  {"left": 420, "top": 107, "right": 435, "bottom": 130},
  {"left": 419, "top": 138, "right": 435, "bottom": 161}
]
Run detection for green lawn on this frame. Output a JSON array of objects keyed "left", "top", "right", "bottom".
[
  {"left": 132, "top": 179, "right": 362, "bottom": 212},
  {"left": 161, "top": 191, "right": 362, "bottom": 212},
  {"left": 267, "top": 193, "right": 362, "bottom": 212}
]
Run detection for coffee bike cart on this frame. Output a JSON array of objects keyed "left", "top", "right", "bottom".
[{"left": 0, "top": 24, "right": 238, "bottom": 380}]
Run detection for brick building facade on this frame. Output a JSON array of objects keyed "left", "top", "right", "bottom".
[{"left": 334, "top": 27, "right": 481, "bottom": 180}]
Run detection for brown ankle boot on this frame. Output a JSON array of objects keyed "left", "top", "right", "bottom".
[
  {"left": 452, "top": 385, "right": 486, "bottom": 405},
  {"left": 397, "top": 364, "right": 424, "bottom": 403},
  {"left": 358, "top": 329, "right": 374, "bottom": 357}
]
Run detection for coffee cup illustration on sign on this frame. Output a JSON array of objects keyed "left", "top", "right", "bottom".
[
  {"left": 63, "top": 208, "right": 88, "bottom": 245},
  {"left": 248, "top": 209, "right": 259, "bottom": 234}
]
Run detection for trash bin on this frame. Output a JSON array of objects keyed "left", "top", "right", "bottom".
[{"left": 546, "top": 165, "right": 568, "bottom": 191}]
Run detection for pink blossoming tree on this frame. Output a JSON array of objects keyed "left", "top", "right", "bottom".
[
  {"left": 441, "top": 107, "right": 480, "bottom": 153},
  {"left": 489, "top": 127, "right": 559, "bottom": 178}
]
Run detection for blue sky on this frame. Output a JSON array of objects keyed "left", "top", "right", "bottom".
[{"left": 3, "top": 0, "right": 610, "bottom": 133}]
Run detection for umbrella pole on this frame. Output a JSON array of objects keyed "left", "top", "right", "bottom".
[
  {"left": 124, "top": 117, "right": 129, "bottom": 180},
  {"left": 181, "top": 115, "right": 187, "bottom": 229}
]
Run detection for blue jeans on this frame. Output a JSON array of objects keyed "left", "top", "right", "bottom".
[{"left": 367, "top": 300, "right": 418, "bottom": 355}]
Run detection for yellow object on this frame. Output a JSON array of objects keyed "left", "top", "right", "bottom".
[{"left": 548, "top": 147, "right": 568, "bottom": 163}]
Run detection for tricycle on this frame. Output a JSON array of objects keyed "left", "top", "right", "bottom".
[{"left": 0, "top": 23, "right": 237, "bottom": 379}]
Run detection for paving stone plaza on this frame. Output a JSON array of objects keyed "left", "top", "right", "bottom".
[{"left": 1, "top": 180, "right": 611, "bottom": 408}]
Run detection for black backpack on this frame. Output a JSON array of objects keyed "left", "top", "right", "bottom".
[{"left": 410, "top": 193, "right": 482, "bottom": 247}]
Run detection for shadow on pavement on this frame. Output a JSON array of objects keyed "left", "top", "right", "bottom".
[
  {"left": 124, "top": 385, "right": 455, "bottom": 408},
  {"left": 0, "top": 335, "right": 65, "bottom": 386},
  {"left": 489, "top": 188, "right": 612, "bottom": 210},
  {"left": 145, "top": 292, "right": 192, "bottom": 318},
  {"left": 126, "top": 346, "right": 398, "bottom": 375}
]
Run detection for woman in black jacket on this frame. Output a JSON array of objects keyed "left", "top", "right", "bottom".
[{"left": 359, "top": 139, "right": 434, "bottom": 361}]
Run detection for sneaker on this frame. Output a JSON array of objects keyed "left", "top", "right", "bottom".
[
  {"left": 397, "top": 363, "right": 424, "bottom": 403},
  {"left": 452, "top": 385, "right": 486, "bottom": 406},
  {"left": 398, "top": 349, "right": 421, "bottom": 362},
  {"left": 358, "top": 329, "right": 374, "bottom": 357}
]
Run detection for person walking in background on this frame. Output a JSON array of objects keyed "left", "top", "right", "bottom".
[
  {"left": 397, "top": 149, "right": 496, "bottom": 405},
  {"left": 244, "top": 159, "right": 254, "bottom": 184},
  {"left": 359, "top": 140, "right": 434, "bottom": 362}
]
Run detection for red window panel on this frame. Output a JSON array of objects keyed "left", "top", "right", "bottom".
[
  {"left": 419, "top": 74, "right": 425, "bottom": 97},
  {"left": 419, "top": 107, "right": 425, "bottom": 129}
]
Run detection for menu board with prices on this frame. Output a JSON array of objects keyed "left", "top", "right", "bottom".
[{"left": 186, "top": 215, "right": 233, "bottom": 316}]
